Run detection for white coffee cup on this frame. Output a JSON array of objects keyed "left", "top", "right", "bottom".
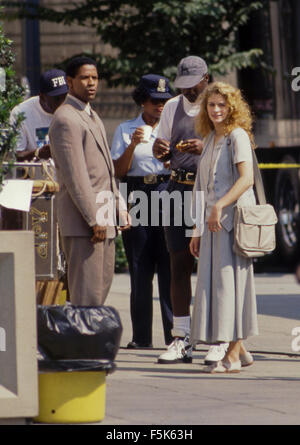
[{"left": 140, "top": 125, "right": 152, "bottom": 143}]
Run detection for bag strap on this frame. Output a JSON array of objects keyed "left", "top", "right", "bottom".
[
  {"left": 228, "top": 135, "right": 266, "bottom": 205},
  {"left": 251, "top": 149, "right": 267, "bottom": 205}
]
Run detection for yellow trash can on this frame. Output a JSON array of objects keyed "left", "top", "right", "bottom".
[{"left": 35, "top": 360, "right": 115, "bottom": 424}]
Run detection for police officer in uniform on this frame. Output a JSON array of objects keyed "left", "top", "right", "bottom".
[{"left": 111, "top": 74, "right": 173, "bottom": 348}]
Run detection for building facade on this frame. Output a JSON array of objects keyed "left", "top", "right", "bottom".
[{"left": 3, "top": 0, "right": 138, "bottom": 143}]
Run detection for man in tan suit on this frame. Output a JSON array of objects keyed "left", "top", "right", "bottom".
[{"left": 49, "top": 56, "right": 129, "bottom": 306}]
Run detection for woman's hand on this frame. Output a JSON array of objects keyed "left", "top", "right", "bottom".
[
  {"left": 189, "top": 236, "right": 200, "bottom": 258},
  {"left": 131, "top": 127, "right": 145, "bottom": 147},
  {"left": 113, "top": 127, "right": 145, "bottom": 178},
  {"left": 207, "top": 204, "right": 222, "bottom": 232}
]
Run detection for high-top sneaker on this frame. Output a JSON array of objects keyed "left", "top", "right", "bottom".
[{"left": 157, "top": 336, "right": 192, "bottom": 364}]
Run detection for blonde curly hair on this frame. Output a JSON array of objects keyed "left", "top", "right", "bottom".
[{"left": 195, "top": 81, "right": 256, "bottom": 148}]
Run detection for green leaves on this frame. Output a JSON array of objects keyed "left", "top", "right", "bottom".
[
  {"left": 210, "top": 49, "right": 264, "bottom": 75},
  {"left": 1, "top": 0, "right": 268, "bottom": 87},
  {"left": 0, "top": 8, "right": 24, "bottom": 187}
]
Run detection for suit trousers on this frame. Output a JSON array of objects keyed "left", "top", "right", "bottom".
[{"left": 62, "top": 236, "right": 115, "bottom": 306}]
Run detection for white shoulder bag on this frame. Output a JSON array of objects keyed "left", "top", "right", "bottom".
[{"left": 229, "top": 138, "right": 278, "bottom": 258}]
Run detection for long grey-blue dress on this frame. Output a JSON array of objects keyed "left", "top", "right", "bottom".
[{"left": 190, "top": 127, "right": 259, "bottom": 344}]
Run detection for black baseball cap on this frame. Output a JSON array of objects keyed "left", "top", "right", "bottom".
[
  {"left": 39, "top": 69, "right": 68, "bottom": 96},
  {"left": 174, "top": 56, "right": 208, "bottom": 89},
  {"left": 139, "top": 74, "right": 173, "bottom": 99}
]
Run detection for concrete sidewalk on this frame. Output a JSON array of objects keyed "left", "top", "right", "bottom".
[{"left": 101, "top": 272, "right": 300, "bottom": 426}]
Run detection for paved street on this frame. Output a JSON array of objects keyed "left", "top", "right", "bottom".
[{"left": 101, "top": 272, "right": 300, "bottom": 426}]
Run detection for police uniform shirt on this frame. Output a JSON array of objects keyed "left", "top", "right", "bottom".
[{"left": 111, "top": 114, "right": 170, "bottom": 177}]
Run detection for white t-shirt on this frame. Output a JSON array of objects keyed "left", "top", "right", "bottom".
[
  {"left": 10, "top": 96, "right": 53, "bottom": 152},
  {"left": 157, "top": 94, "right": 201, "bottom": 141}
]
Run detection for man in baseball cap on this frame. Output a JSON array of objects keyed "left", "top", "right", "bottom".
[
  {"left": 174, "top": 56, "right": 208, "bottom": 89},
  {"left": 153, "top": 55, "right": 212, "bottom": 365},
  {"left": 39, "top": 68, "right": 68, "bottom": 97},
  {"left": 10, "top": 68, "right": 68, "bottom": 161}
]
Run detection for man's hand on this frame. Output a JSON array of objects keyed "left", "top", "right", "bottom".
[
  {"left": 153, "top": 138, "right": 171, "bottom": 161},
  {"left": 91, "top": 224, "right": 107, "bottom": 243},
  {"left": 177, "top": 139, "right": 203, "bottom": 155},
  {"left": 189, "top": 236, "right": 200, "bottom": 259},
  {"left": 16, "top": 143, "right": 52, "bottom": 162},
  {"left": 38, "top": 144, "right": 51, "bottom": 159},
  {"left": 118, "top": 210, "right": 131, "bottom": 231}
]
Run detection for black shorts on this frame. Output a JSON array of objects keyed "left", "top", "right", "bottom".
[{"left": 163, "top": 180, "right": 194, "bottom": 253}]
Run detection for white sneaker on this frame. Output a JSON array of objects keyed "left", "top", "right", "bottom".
[
  {"left": 204, "top": 343, "right": 229, "bottom": 365},
  {"left": 157, "top": 336, "right": 193, "bottom": 364}
]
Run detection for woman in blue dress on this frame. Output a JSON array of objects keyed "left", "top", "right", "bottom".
[{"left": 190, "top": 82, "right": 258, "bottom": 373}]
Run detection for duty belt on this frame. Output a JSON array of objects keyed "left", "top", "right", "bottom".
[
  {"left": 171, "top": 169, "right": 196, "bottom": 185},
  {"left": 126, "top": 174, "right": 170, "bottom": 185}
]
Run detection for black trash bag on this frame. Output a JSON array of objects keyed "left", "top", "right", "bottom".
[
  {"left": 38, "top": 359, "right": 116, "bottom": 374},
  {"left": 37, "top": 304, "right": 122, "bottom": 361}
]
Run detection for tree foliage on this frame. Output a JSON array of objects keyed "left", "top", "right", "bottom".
[
  {"left": 2, "top": 0, "right": 268, "bottom": 87},
  {"left": 0, "top": 9, "right": 24, "bottom": 187}
]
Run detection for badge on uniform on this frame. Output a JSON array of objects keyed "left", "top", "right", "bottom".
[{"left": 157, "top": 79, "right": 166, "bottom": 92}]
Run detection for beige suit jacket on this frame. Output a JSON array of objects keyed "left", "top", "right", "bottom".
[{"left": 49, "top": 95, "right": 118, "bottom": 238}]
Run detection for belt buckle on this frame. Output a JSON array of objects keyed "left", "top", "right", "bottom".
[
  {"left": 144, "top": 174, "right": 157, "bottom": 184},
  {"left": 172, "top": 168, "right": 184, "bottom": 181},
  {"left": 186, "top": 172, "right": 194, "bottom": 182}
]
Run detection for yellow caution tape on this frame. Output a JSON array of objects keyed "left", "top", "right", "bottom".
[{"left": 258, "top": 163, "right": 300, "bottom": 169}]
